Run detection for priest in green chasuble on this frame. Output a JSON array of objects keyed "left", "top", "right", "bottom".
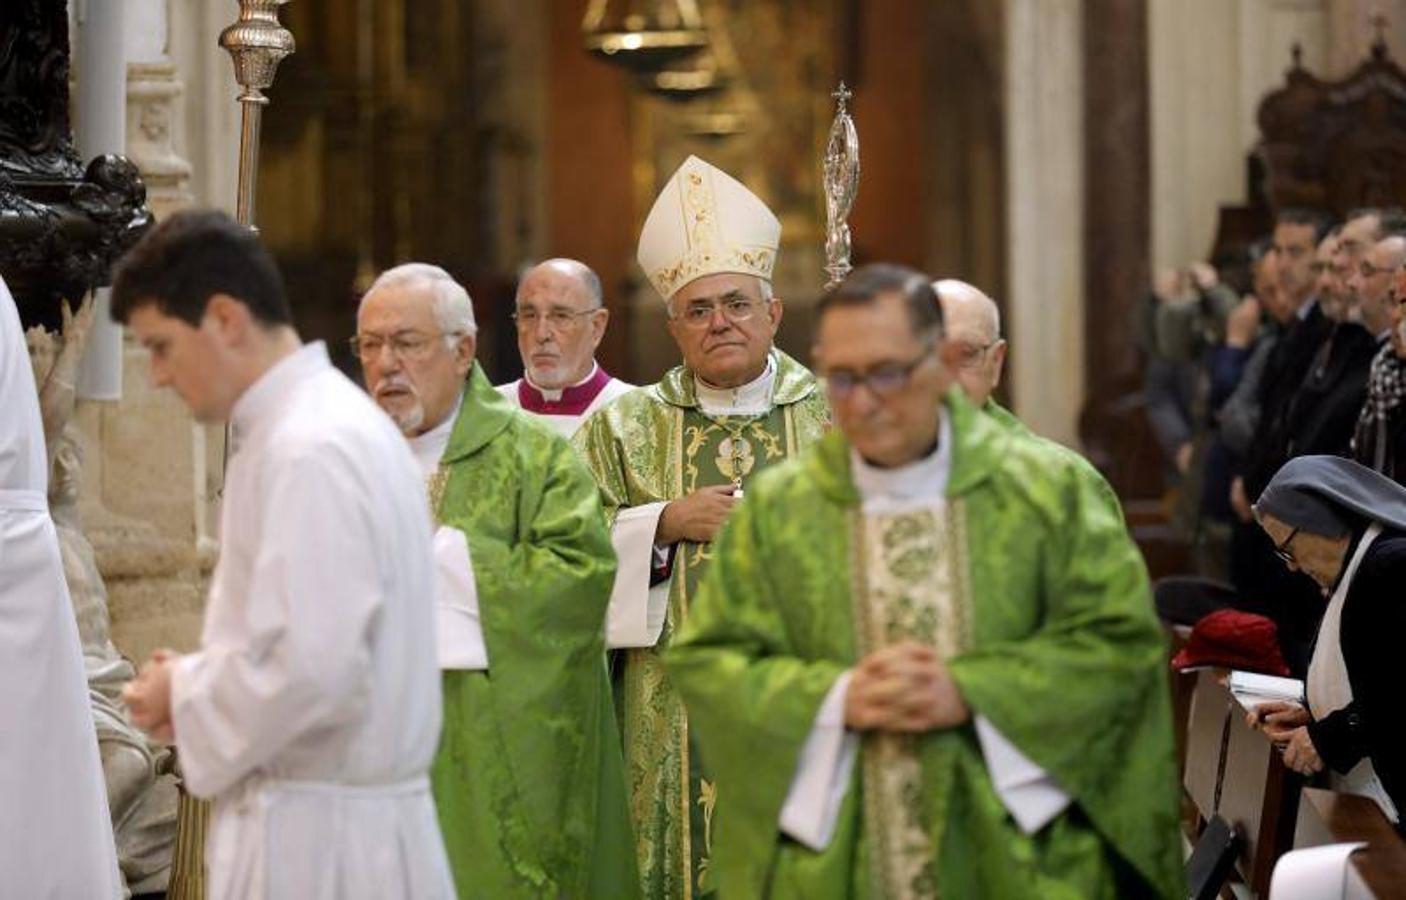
[
  {"left": 356, "top": 264, "right": 640, "bottom": 899},
  {"left": 666, "top": 264, "right": 1184, "bottom": 899},
  {"left": 572, "top": 155, "right": 830, "bottom": 898}
]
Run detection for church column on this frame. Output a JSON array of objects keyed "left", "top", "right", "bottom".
[
  {"left": 126, "top": 0, "right": 195, "bottom": 219},
  {"left": 1082, "top": 0, "right": 1149, "bottom": 407},
  {"left": 1076, "top": 0, "right": 1165, "bottom": 500},
  {"left": 73, "top": 0, "right": 127, "bottom": 401},
  {"left": 1004, "top": 0, "right": 1084, "bottom": 446}
]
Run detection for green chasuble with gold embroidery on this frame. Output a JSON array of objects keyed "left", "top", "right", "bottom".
[
  {"left": 665, "top": 389, "right": 1184, "bottom": 899},
  {"left": 571, "top": 349, "right": 830, "bottom": 899},
  {"left": 429, "top": 364, "right": 640, "bottom": 899}
]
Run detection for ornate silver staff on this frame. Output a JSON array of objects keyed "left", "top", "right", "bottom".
[
  {"left": 823, "top": 82, "right": 860, "bottom": 290},
  {"left": 166, "top": 9, "right": 295, "bottom": 900},
  {"left": 219, "top": 1, "right": 296, "bottom": 229}
]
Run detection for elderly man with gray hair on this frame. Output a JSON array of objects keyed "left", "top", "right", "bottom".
[{"left": 354, "top": 263, "right": 640, "bottom": 898}]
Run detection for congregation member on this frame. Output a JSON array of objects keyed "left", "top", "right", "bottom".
[
  {"left": 667, "top": 264, "right": 1182, "bottom": 898},
  {"left": 1352, "top": 260, "right": 1406, "bottom": 480},
  {"left": 1248, "top": 456, "right": 1405, "bottom": 830},
  {"left": 356, "top": 263, "right": 640, "bottom": 898},
  {"left": 1225, "top": 209, "right": 1337, "bottom": 672},
  {"left": 1138, "top": 262, "right": 1237, "bottom": 484},
  {"left": 115, "top": 212, "right": 455, "bottom": 899},
  {"left": 1, "top": 276, "right": 123, "bottom": 899},
  {"left": 1344, "top": 232, "right": 1404, "bottom": 344},
  {"left": 573, "top": 154, "right": 830, "bottom": 898},
  {"left": 497, "top": 257, "right": 633, "bottom": 436},
  {"left": 1233, "top": 208, "right": 1336, "bottom": 522}
]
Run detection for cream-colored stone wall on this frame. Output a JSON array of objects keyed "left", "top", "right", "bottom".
[
  {"left": 1150, "top": 0, "right": 1406, "bottom": 274},
  {"left": 1004, "top": 0, "right": 1086, "bottom": 448}
]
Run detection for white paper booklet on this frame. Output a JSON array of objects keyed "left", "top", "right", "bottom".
[{"left": 1229, "top": 670, "right": 1304, "bottom": 708}]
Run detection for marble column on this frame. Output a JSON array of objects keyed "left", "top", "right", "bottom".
[
  {"left": 72, "top": 0, "right": 127, "bottom": 401},
  {"left": 1004, "top": 0, "right": 1085, "bottom": 447}
]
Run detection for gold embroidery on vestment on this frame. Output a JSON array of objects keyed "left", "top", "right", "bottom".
[{"left": 849, "top": 501, "right": 972, "bottom": 900}]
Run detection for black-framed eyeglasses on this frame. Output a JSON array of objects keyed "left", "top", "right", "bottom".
[
  {"left": 1273, "top": 526, "right": 1300, "bottom": 566},
  {"left": 824, "top": 347, "right": 935, "bottom": 399}
]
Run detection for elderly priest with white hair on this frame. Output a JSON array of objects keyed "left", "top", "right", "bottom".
[
  {"left": 355, "top": 262, "right": 639, "bottom": 899},
  {"left": 497, "top": 257, "right": 634, "bottom": 436},
  {"left": 573, "top": 155, "right": 830, "bottom": 899}
]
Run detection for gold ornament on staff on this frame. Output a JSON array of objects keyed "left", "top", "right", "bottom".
[
  {"left": 823, "top": 81, "right": 860, "bottom": 290},
  {"left": 219, "top": 0, "right": 296, "bottom": 229}
]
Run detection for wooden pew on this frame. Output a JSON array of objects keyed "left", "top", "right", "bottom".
[
  {"left": 1293, "top": 787, "right": 1406, "bottom": 899},
  {"left": 1219, "top": 688, "right": 1302, "bottom": 894},
  {"left": 1184, "top": 668, "right": 1231, "bottom": 824},
  {"left": 1181, "top": 670, "right": 1303, "bottom": 896}
]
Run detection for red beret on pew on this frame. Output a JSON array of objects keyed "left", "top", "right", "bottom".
[{"left": 1171, "top": 609, "right": 1292, "bottom": 677}]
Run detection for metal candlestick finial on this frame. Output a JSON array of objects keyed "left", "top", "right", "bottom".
[
  {"left": 823, "top": 81, "right": 860, "bottom": 290},
  {"left": 219, "top": 0, "right": 295, "bottom": 228}
]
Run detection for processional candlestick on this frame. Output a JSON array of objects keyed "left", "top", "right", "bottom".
[
  {"left": 219, "top": 0, "right": 296, "bottom": 229},
  {"left": 823, "top": 81, "right": 860, "bottom": 290}
]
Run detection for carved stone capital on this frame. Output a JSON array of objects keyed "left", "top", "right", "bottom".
[{"left": 126, "top": 60, "right": 194, "bottom": 219}]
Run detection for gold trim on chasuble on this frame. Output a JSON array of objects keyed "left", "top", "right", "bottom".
[
  {"left": 849, "top": 500, "right": 974, "bottom": 900},
  {"left": 427, "top": 467, "right": 449, "bottom": 525},
  {"left": 646, "top": 403, "right": 795, "bottom": 897}
]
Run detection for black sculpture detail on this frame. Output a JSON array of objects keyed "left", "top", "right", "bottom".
[{"left": 0, "top": 0, "right": 152, "bottom": 329}]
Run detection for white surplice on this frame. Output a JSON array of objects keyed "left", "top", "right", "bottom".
[
  {"left": 169, "top": 342, "right": 454, "bottom": 899},
  {"left": 0, "top": 278, "right": 123, "bottom": 898},
  {"left": 601, "top": 358, "right": 776, "bottom": 649},
  {"left": 779, "top": 412, "right": 1072, "bottom": 849},
  {"left": 406, "top": 398, "right": 489, "bottom": 672}
]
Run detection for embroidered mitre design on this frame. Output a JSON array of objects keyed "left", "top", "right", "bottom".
[{"left": 637, "top": 155, "right": 781, "bottom": 300}]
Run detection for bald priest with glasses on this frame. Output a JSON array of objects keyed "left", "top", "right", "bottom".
[
  {"left": 497, "top": 258, "right": 634, "bottom": 437},
  {"left": 572, "top": 155, "right": 830, "bottom": 899}
]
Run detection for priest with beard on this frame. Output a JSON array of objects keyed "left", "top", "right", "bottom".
[
  {"left": 497, "top": 257, "right": 633, "bottom": 437},
  {"left": 355, "top": 262, "right": 639, "bottom": 899}
]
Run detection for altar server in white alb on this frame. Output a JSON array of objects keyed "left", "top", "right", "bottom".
[
  {"left": 0, "top": 276, "right": 123, "bottom": 898},
  {"left": 497, "top": 257, "right": 633, "bottom": 436},
  {"left": 116, "top": 211, "right": 454, "bottom": 900}
]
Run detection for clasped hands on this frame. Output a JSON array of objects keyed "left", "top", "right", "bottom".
[
  {"left": 121, "top": 649, "right": 179, "bottom": 744},
  {"left": 843, "top": 640, "right": 969, "bottom": 733},
  {"left": 1246, "top": 701, "right": 1322, "bottom": 775}
]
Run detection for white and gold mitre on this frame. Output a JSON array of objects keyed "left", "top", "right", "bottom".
[{"left": 637, "top": 155, "right": 781, "bottom": 300}]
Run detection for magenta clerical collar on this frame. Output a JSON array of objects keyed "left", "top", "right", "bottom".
[{"left": 517, "top": 364, "right": 613, "bottom": 416}]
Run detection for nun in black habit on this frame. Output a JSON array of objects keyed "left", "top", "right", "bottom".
[{"left": 1247, "top": 455, "right": 1406, "bottom": 831}]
